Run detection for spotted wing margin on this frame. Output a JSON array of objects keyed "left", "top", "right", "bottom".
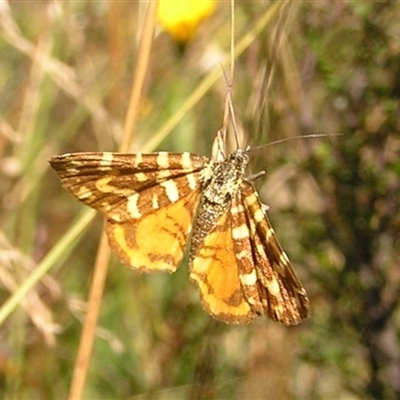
[
  {"left": 50, "top": 151, "right": 207, "bottom": 272},
  {"left": 240, "top": 181, "right": 310, "bottom": 325},
  {"left": 189, "top": 204, "right": 259, "bottom": 324}
]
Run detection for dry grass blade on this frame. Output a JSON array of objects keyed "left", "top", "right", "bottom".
[
  {"left": 68, "top": 2, "right": 160, "bottom": 400},
  {"left": 0, "top": 210, "right": 96, "bottom": 327},
  {"left": 0, "top": 231, "right": 61, "bottom": 346}
]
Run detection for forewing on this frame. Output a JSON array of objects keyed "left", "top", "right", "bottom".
[
  {"left": 50, "top": 151, "right": 207, "bottom": 272},
  {"left": 50, "top": 152, "right": 207, "bottom": 221},
  {"left": 240, "top": 181, "right": 310, "bottom": 325},
  {"left": 189, "top": 208, "right": 258, "bottom": 324},
  {"left": 230, "top": 193, "right": 264, "bottom": 315}
]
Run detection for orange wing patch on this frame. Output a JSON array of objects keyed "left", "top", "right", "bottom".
[
  {"left": 107, "top": 190, "right": 200, "bottom": 272},
  {"left": 190, "top": 210, "right": 258, "bottom": 324}
]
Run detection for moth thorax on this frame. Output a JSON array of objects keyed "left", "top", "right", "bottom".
[
  {"left": 203, "top": 149, "right": 249, "bottom": 206},
  {"left": 227, "top": 149, "right": 249, "bottom": 171}
]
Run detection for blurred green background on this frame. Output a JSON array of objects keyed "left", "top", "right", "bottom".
[{"left": 0, "top": 1, "right": 399, "bottom": 399}]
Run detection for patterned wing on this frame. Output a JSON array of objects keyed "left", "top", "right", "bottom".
[
  {"left": 239, "top": 181, "right": 310, "bottom": 325},
  {"left": 50, "top": 151, "right": 207, "bottom": 272},
  {"left": 189, "top": 203, "right": 259, "bottom": 324}
]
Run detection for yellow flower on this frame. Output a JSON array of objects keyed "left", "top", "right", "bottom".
[{"left": 158, "top": 0, "right": 216, "bottom": 43}]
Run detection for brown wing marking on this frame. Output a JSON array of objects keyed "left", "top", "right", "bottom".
[
  {"left": 241, "top": 181, "right": 310, "bottom": 325},
  {"left": 49, "top": 152, "right": 207, "bottom": 222},
  {"left": 189, "top": 210, "right": 258, "bottom": 324},
  {"left": 106, "top": 189, "right": 201, "bottom": 272},
  {"left": 230, "top": 193, "right": 264, "bottom": 315}
]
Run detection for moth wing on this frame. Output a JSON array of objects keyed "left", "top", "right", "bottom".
[
  {"left": 240, "top": 181, "right": 310, "bottom": 325},
  {"left": 50, "top": 152, "right": 207, "bottom": 272},
  {"left": 189, "top": 198, "right": 259, "bottom": 324},
  {"left": 50, "top": 152, "right": 207, "bottom": 221}
]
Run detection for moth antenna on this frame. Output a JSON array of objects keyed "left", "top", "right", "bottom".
[
  {"left": 246, "top": 133, "right": 343, "bottom": 155},
  {"left": 220, "top": 0, "right": 240, "bottom": 151},
  {"left": 228, "top": 86, "right": 241, "bottom": 150}
]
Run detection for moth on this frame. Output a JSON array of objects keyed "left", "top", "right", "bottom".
[{"left": 50, "top": 133, "right": 310, "bottom": 325}]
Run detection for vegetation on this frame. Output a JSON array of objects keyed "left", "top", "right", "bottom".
[{"left": 0, "top": 1, "right": 399, "bottom": 399}]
